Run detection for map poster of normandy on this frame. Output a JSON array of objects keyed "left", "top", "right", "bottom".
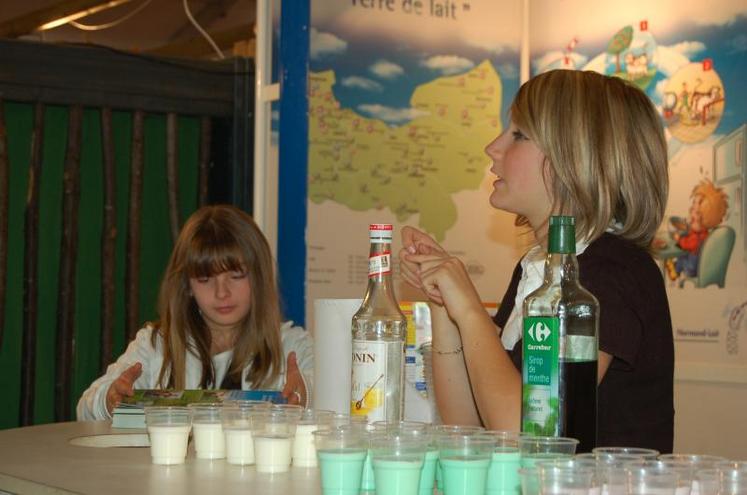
[{"left": 307, "top": 0, "right": 525, "bottom": 328}]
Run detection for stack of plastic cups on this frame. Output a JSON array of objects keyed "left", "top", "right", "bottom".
[
  {"left": 433, "top": 425, "right": 485, "bottom": 493},
  {"left": 253, "top": 409, "right": 301, "bottom": 473},
  {"left": 635, "top": 460, "right": 694, "bottom": 495},
  {"left": 189, "top": 403, "right": 225, "bottom": 460},
  {"left": 144, "top": 406, "right": 192, "bottom": 465},
  {"left": 221, "top": 400, "right": 269, "bottom": 466},
  {"left": 714, "top": 461, "right": 747, "bottom": 495},
  {"left": 519, "top": 436, "right": 580, "bottom": 468},
  {"left": 535, "top": 459, "right": 597, "bottom": 495},
  {"left": 436, "top": 432, "right": 496, "bottom": 495},
  {"left": 518, "top": 436, "right": 579, "bottom": 495},
  {"left": 625, "top": 463, "right": 680, "bottom": 495},
  {"left": 293, "top": 409, "right": 335, "bottom": 468},
  {"left": 479, "top": 430, "right": 521, "bottom": 495},
  {"left": 370, "top": 433, "right": 427, "bottom": 495},
  {"left": 575, "top": 452, "right": 645, "bottom": 495},
  {"left": 658, "top": 455, "right": 727, "bottom": 495},
  {"left": 313, "top": 428, "right": 369, "bottom": 495},
  {"left": 372, "top": 421, "right": 436, "bottom": 495}
]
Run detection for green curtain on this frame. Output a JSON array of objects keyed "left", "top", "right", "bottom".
[{"left": 0, "top": 103, "right": 200, "bottom": 428}]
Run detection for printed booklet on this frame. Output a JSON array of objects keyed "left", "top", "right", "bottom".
[{"left": 112, "top": 389, "right": 285, "bottom": 429}]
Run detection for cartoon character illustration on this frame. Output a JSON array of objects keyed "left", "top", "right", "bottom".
[
  {"left": 624, "top": 51, "right": 649, "bottom": 78},
  {"left": 664, "top": 179, "right": 729, "bottom": 283}
]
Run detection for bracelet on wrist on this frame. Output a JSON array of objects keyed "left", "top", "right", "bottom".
[{"left": 433, "top": 344, "right": 463, "bottom": 355}]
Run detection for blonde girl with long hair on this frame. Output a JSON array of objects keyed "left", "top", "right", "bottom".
[
  {"left": 78, "top": 205, "right": 312, "bottom": 419},
  {"left": 399, "top": 70, "right": 674, "bottom": 452}
]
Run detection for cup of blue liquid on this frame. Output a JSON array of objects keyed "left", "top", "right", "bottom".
[
  {"left": 519, "top": 436, "right": 579, "bottom": 468},
  {"left": 370, "top": 434, "right": 427, "bottom": 495},
  {"left": 314, "top": 428, "right": 368, "bottom": 495},
  {"left": 437, "top": 433, "right": 496, "bottom": 495},
  {"left": 480, "top": 430, "right": 521, "bottom": 495}
]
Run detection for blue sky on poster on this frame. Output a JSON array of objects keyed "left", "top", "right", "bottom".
[
  {"left": 310, "top": 0, "right": 522, "bottom": 127},
  {"left": 309, "top": 0, "right": 745, "bottom": 139}
]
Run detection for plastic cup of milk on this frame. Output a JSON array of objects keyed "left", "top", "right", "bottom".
[
  {"left": 292, "top": 409, "right": 335, "bottom": 468},
  {"left": 144, "top": 406, "right": 192, "bottom": 465},
  {"left": 221, "top": 402, "right": 265, "bottom": 465},
  {"left": 189, "top": 403, "right": 224, "bottom": 460},
  {"left": 253, "top": 410, "right": 300, "bottom": 473}
]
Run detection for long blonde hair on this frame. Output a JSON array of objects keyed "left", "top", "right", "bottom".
[
  {"left": 152, "top": 205, "right": 283, "bottom": 389},
  {"left": 510, "top": 69, "right": 669, "bottom": 249}
]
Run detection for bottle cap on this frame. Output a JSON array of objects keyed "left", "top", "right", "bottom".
[
  {"left": 369, "top": 224, "right": 393, "bottom": 242},
  {"left": 548, "top": 216, "right": 576, "bottom": 254}
]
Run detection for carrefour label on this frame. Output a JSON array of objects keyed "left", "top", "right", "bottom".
[
  {"left": 351, "top": 340, "right": 388, "bottom": 421},
  {"left": 368, "top": 252, "right": 391, "bottom": 277},
  {"left": 522, "top": 316, "right": 559, "bottom": 436}
]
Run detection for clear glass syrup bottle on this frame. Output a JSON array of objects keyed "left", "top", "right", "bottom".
[
  {"left": 521, "top": 215, "right": 599, "bottom": 452},
  {"left": 350, "top": 224, "right": 407, "bottom": 422}
]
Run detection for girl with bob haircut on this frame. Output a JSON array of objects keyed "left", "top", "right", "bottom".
[
  {"left": 399, "top": 70, "right": 674, "bottom": 452},
  {"left": 78, "top": 205, "right": 313, "bottom": 420}
]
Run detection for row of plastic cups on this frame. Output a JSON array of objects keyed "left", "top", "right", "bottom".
[
  {"left": 520, "top": 453, "right": 747, "bottom": 495},
  {"left": 144, "top": 402, "right": 365, "bottom": 469},
  {"left": 313, "top": 424, "right": 581, "bottom": 495}
]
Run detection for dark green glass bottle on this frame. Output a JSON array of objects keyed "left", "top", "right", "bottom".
[{"left": 521, "top": 216, "right": 599, "bottom": 452}]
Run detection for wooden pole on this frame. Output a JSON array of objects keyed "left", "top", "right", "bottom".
[
  {"left": 166, "top": 112, "right": 180, "bottom": 243},
  {"left": 55, "top": 105, "right": 83, "bottom": 422},
  {"left": 125, "top": 110, "right": 144, "bottom": 343},
  {"left": 0, "top": 99, "right": 9, "bottom": 350},
  {"left": 20, "top": 102, "right": 44, "bottom": 426},
  {"left": 198, "top": 116, "right": 211, "bottom": 207},
  {"left": 99, "top": 107, "right": 116, "bottom": 372}
]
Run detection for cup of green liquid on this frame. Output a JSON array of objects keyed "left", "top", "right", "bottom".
[
  {"left": 371, "top": 421, "right": 435, "bottom": 495},
  {"left": 433, "top": 424, "right": 486, "bottom": 492},
  {"left": 370, "top": 433, "right": 427, "bottom": 495},
  {"left": 314, "top": 428, "right": 368, "bottom": 495},
  {"left": 437, "top": 433, "right": 496, "bottom": 495},
  {"left": 479, "top": 430, "right": 521, "bottom": 495}
]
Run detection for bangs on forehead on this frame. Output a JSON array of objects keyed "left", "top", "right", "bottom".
[{"left": 185, "top": 235, "right": 247, "bottom": 278}]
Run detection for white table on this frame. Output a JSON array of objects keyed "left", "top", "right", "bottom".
[{"left": 0, "top": 420, "right": 322, "bottom": 494}]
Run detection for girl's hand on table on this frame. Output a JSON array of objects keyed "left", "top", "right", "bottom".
[
  {"left": 281, "top": 352, "right": 307, "bottom": 406},
  {"left": 106, "top": 362, "right": 142, "bottom": 414}
]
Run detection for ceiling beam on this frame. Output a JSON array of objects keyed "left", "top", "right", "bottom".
[
  {"left": 0, "top": 0, "right": 135, "bottom": 38},
  {"left": 146, "top": 24, "right": 255, "bottom": 59}
]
